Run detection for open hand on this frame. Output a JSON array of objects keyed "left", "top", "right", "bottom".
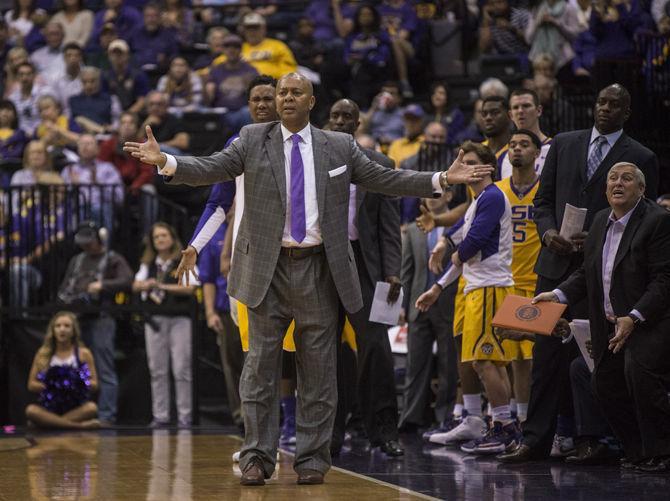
[
  {"left": 429, "top": 238, "right": 448, "bottom": 274},
  {"left": 416, "top": 204, "right": 435, "bottom": 233},
  {"left": 415, "top": 284, "right": 441, "bottom": 312},
  {"left": 443, "top": 149, "right": 495, "bottom": 186},
  {"left": 609, "top": 316, "right": 634, "bottom": 353},
  {"left": 123, "top": 125, "right": 166, "bottom": 167},
  {"left": 174, "top": 245, "right": 199, "bottom": 286}
]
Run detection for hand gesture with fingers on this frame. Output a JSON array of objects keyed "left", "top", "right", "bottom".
[
  {"left": 174, "top": 245, "right": 199, "bottom": 286},
  {"left": 608, "top": 316, "right": 634, "bottom": 353},
  {"left": 429, "top": 238, "right": 448, "bottom": 274},
  {"left": 415, "top": 284, "right": 442, "bottom": 312},
  {"left": 123, "top": 125, "right": 166, "bottom": 167},
  {"left": 442, "top": 149, "right": 495, "bottom": 186},
  {"left": 416, "top": 203, "right": 435, "bottom": 233}
]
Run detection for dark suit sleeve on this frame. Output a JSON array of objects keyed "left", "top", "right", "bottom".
[
  {"left": 401, "top": 229, "right": 414, "bottom": 315},
  {"left": 557, "top": 264, "right": 588, "bottom": 306},
  {"left": 379, "top": 195, "right": 401, "bottom": 279},
  {"left": 533, "top": 136, "right": 560, "bottom": 240},
  {"left": 633, "top": 212, "right": 670, "bottom": 321}
]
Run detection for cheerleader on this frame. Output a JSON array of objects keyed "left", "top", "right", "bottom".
[{"left": 26, "top": 311, "right": 100, "bottom": 429}]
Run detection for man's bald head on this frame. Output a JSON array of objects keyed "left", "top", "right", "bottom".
[
  {"left": 276, "top": 72, "right": 316, "bottom": 131},
  {"left": 334, "top": 98, "right": 360, "bottom": 118},
  {"left": 603, "top": 83, "right": 631, "bottom": 109},
  {"left": 277, "top": 72, "right": 313, "bottom": 97},
  {"left": 329, "top": 98, "right": 361, "bottom": 135}
]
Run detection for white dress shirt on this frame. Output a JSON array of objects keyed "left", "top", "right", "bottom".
[
  {"left": 279, "top": 123, "right": 321, "bottom": 247},
  {"left": 554, "top": 198, "right": 644, "bottom": 322}
]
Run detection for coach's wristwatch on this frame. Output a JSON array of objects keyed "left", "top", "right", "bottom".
[
  {"left": 627, "top": 312, "right": 642, "bottom": 326},
  {"left": 439, "top": 171, "right": 451, "bottom": 191}
]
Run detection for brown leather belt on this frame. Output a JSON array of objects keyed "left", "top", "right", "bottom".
[{"left": 280, "top": 244, "right": 324, "bottom": 259}]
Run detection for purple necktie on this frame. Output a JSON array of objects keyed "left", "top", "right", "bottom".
[{"left": 290, "top": 134, "right": 306, "bottom": 243}]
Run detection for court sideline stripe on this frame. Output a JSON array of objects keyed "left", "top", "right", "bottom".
[
  {"left": 329, "top": 464, "right": 440, "bottom": 501},
  {"left": 264, "top": 439, "right": 439, "bottom": 501}
]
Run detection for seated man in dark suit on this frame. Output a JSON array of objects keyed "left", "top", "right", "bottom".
[{"left": 535, "top": 162, "right": 670, "bottom": 473}]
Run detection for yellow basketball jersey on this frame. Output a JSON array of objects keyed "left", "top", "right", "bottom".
[{"left": 495, "top": 176, "right": 540, "bottom": 291}]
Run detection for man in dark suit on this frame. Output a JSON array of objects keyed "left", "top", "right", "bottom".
[
  {"left": 399, "top": 192, "right": 458, "bottom": 432},
  {"left": 499, "top": 83, "right": 659, "bottom": 462},
  {"left": 125, "top": 73, "right": 492, "bottom": 486},
  {"left": 328, "top": 98, "right": 404, "bottom": 457},
  {"left": 534, "top": 162, "right": 670, "bottom": 472}
]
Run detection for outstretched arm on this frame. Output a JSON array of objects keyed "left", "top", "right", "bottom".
[
  {"left": 350, "top": 140, "right": 494, "bottom": 198},
  {"left": 124, "top": 125, "right": 246, "bottom": 186}
]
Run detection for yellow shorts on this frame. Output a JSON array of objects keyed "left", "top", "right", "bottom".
[
  {"left": 462, "top": 286, "right": 514, "bottom": 362},
  {"left": 237, "top": 301, "right": 357, "bottom": 352},
  {"left": 452, "top": 276, "right": 466, "bottom": 337},
  {"left": 503, "top": 287, "right": 535, "bottom": 361}
]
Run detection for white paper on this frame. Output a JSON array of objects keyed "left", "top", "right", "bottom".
[
  {"left": 569, "top": 319, "right": 594, "bottom": 372},
  {"left": 559, "top": 204, "right": 588, "bottom": 240},
  {"left": 370, "top": 282, "right": 404, "bottom": 325},
  {"left": 387, "top": 324, "right": 438, "bottom": 355}
]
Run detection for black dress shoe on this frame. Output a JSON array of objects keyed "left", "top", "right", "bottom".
[
  {"left": 565, "top": 441, "right": 611, "bottom": 465},
  {"left": 497, "top": 443, "right": 534, "bottom": 463},
  {"left": 297, "top": 469, "right": 324, "bottom": 485},
  {"left": 240, "top": 457, "right": 266, "bottom": 486},
  {"left": 635, "top": 457, "right": 670, "bottom": 473},
  {"left": 379, "top": 440, "right": 404, "bottom": 457}
]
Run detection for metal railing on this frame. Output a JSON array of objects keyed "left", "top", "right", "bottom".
[{"left": 0, "top": 183, "right": 191, "bottom": 310}]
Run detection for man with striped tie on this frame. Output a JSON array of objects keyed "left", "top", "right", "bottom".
[{"left": 499, "top": 83, "right": 659, "bottom": 463}]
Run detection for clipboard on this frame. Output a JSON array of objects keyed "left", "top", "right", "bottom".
[{"left": 492, "top": 294, "right": 567, "bottom": 335}]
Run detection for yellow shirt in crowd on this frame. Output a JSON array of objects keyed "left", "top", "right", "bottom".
[
  {"left": 212, "top": 38, "right": 298, "bottom": 80},
  {"left": 389, "top": 135, "right": 424, "bottom": 168}
]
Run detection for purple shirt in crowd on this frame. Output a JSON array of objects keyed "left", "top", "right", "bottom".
[
  {"left": 305, "top": 0, "right": 356, "bottom": 41},
  {"left": 208, "top": 63, "right": 258, "bottom": 111},
  {"left": 130, "top": 27, "right": 178, "bottom": 68},
  {"left": 377, "top": 0, "right": 418, "bottom": 38}
]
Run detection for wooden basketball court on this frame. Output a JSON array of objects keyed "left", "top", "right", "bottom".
[{"left": 0, "top": 431, "right": 436, "bottom": 500}]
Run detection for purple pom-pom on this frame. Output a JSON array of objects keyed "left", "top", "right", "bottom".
[{"left": 38, "top": 363, "right": 91, "bottom": 415}]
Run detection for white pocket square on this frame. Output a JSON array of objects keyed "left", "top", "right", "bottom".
[{"left": 328, "top": 165, "right": 347, "bottom": 178}]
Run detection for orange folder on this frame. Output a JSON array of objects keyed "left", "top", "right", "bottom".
[{"left": 492, "top": 295, "right": 567, "bottom": 336}]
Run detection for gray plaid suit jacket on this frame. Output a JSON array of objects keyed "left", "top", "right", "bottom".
[{"left": 169, "top": 121, "right": 437, "bottom": 313}]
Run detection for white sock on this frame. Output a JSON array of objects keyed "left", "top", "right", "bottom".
[
  {"left": 453, "top": 403, "right": 464, "bottom": 419},
  {"left": 463, "top": 394, "right": 482, "bottom": 417},
  {"left": 517, "top": 403, "right": 528, "bottom": 422},
  {"left": 510, "top": 398, "right": 517, "bottom": 414},
  {"left": 487, "top": 403, "right": 492, "bottom": 417},
  {"left": 492, "top": 405, "right": 512, "bottom": 424}
]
